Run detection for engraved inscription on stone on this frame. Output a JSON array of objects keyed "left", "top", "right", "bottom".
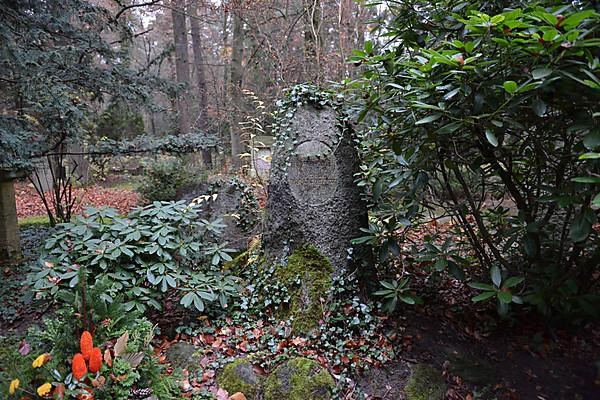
[{"left": 287, "top": 140, "right": 337, "bottom": 205}]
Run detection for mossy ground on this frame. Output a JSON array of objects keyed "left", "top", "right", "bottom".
[
  {"left": 274, "top": 244, "right": 333, "bottom": 333},
  {"left": 18, "top": 215, "right": 51, "bottom": 229},
  {"left": 264, "top": 357, "right": 334, "bottom": 400},
  {"left": 404, "top": 364, "right": 446, "bottom": 400}
]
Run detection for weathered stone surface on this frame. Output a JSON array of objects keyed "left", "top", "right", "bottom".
[
  {"left": 263, "top": 104, "right": 369, "bottom": 275},
  {"left": 165, "top": 342, "right": 200, "bottom": 370},
  {"left": 0, "top": 178, "right": 22, "bottom": 263},
  {"left": 182, "top": 178, "right": 260, "bottom": 250},
  {"left": 217, "top": 358, "right": 262, "bottom": 400},
  {"left": 264, "top": 357, "right": 334, "bottom": 400}
]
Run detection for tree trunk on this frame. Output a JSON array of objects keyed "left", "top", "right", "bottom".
[
  {"left": 229, "top": 0, "right": 244, "bottom": 170},
  {"left": 189, "top": 0, "right": 212, "bottom": 167},
  {"left": 171, "top": 0, "right": 191, "bottom": 134},
  {"left": 338, "top": 0, "right": 353, "bottom": 79},
  {"left": 303, "top": 0, "right": 322, "bottom": 84}
]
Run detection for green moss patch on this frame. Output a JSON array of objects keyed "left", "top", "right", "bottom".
[
  {"left": 264, "top": 357, "right": 334, "bottom": 400},
  {"left": 404, "top": 364, "right": 446, "bottom": 400},
  {"left": 217, "top": 358, "right": 262, "bottom": 399},
  {"left": 18, "top": 215, "right": 51, "bottom": 228},
  {"left": 275, "top": 244, "right": 333, "bottom": 333}
]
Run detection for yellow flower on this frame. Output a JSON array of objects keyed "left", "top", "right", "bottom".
[
  {"left": 32, "top": 354, "right": 46, "bottom": 368},
  {"left": 9, "top": 378, "right": 19, "bottom": 395},
  {"left": 37, "top": 382, "right": 52, "bottom": 396}
]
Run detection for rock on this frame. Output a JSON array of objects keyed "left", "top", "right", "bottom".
[
  {"left": 404, "top": 364, "right": 446, "bottom": 400},
  {"left": 217, "top": 358, "right": 262, "bottom": 400},
  {"left": 275, "top": 244, "right": 332, "bottom": 333},
  {"left": 184, "top": 177, "right": 260, "bottom": 250},
  {"left": 228, "top": 393, "right": 247, "bottom": 400},
  {"left": 264, "top": 357, "right": 335, "bottom": 400},
  {"left": 165, "top": 342, "right": 200, "bottom": 371},
  {"left": 446, "top": 351, "right": 495, "bottom": 386},
  {"left": 263, "top": 101, "right": 370, "bottom": 277}
]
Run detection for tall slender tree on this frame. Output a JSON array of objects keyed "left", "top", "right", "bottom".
[
  {"left": 171, "top": 0, "right": 191, "bottom": 134},
  {"left": 190, "top": 0, "right": 212, "bottom": 167},
  {"left": 229, "top": 0, "right": 245, "bottom": 170}
]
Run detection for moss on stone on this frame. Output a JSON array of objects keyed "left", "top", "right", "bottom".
[
  {"left": 223, "top": 250, "right": 250, "bottom": 272},
  {"left": 275, "top": 244, "right": 333, "bottom": 333},
  {"left": 223, "top": 238, "right": 262, "bottom": 273},
  {"left": 217, "top": 358, "right": 262, "bottom": 399},
  {"left": 404, "top": 364, "right": 446, "bottom": 400},
  {"left": 264, "top": 357, "right": 334, "bottom": 400}
]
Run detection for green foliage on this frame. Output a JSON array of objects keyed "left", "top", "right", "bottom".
[
  {"left": 138, "top": 157, "right": 193, "bottom": 202},
  {"left": 469, "top": 266, "right": 524, "bottom": 316},
  {"left": 95, "top": 101, "right": 145, "bottom": 141},
  {"left": 353, "top": 0, "right": 600, "bottom": 319},
  {"left": 0, "top": 0, "right": 169, "bottom": 172},
  {"left": 29, "top": 202, "right": 239, "bottom": 316},
  {"left": 374, "top": 278, "right": 422, "bottom": 313}
]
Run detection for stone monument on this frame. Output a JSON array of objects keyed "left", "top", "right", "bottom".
[
  {"left": 263, "top": 101, "right": 369, "bottom": 275},
  {"left": 183, "top": 178, "right": 260, "bottom": 250}
]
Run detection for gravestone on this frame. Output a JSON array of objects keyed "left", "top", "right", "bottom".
[
  {"left": 263, "top": 103, "right": 369, "bottom": 275},
  {"left": 183, "top": 178, "right": 260, "bottom": 250}
]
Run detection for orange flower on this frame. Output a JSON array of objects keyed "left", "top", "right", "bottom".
[
  {"left": 80, "top": 331, "right": 93, "bottom": 361},
  {"left": 88, "top": 347, "right": 102, "bottom": 373},
  {"left": 72, "top": 353, "right": 88, "bottom": 380}
]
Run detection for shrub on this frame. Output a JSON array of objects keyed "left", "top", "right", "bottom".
[
  {"left": 137, "top": 157, "right": 192, "bottom": 202},
  {"left": 353, "top": 1, "right": 600, "bottom": 318},
  {"left": 29, "top": 201, "right": 239, "bottom": 316}
]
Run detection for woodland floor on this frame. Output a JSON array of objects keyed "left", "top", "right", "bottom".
[
  {"left": 3, "top": 185, "right": 600, "bottom": 399},
  {"left": 15, "top": 179, "right": 140, "bottom": 219},
  {"left": 2, "top": 225, "right": 599, "bottom": 399}
]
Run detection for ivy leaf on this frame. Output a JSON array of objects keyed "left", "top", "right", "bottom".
[{"left": 503, "top": 81, "right": 518, "bottom": 94}]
